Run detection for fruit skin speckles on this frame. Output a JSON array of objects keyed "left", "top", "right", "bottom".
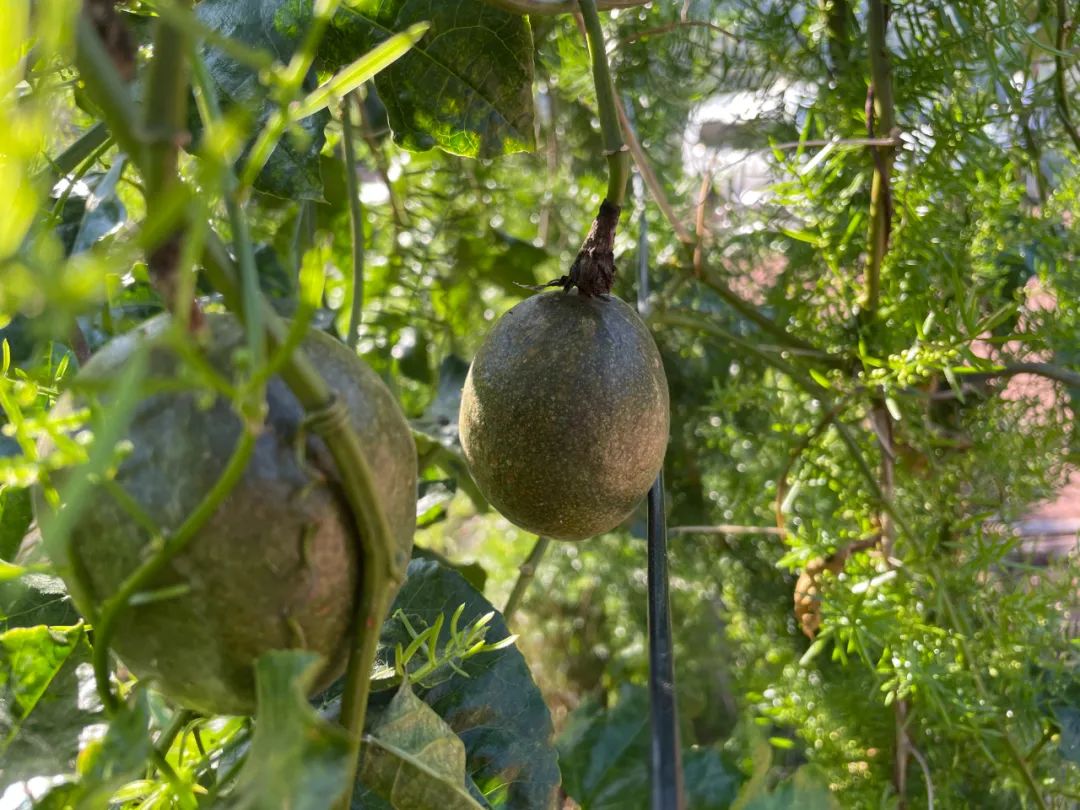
[
  {"left": 459, "top": 291, "right": 669, "bottom": 541},
  {"left": 35, "top": 313, "right": 417, "bottom": 716}
]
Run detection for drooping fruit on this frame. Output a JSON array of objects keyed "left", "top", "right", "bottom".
[
  {"left": 459, "top": 291, "right": 669, "bottom": 541},
  {"left": 36, "top": 313, "right": 417, "bottom": 716}
]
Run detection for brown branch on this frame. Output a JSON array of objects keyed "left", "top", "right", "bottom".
[
  {"left": 484, "top": 0, "right": 648, "bottom": 13},
  {"left": 692, "top": 163, "right": 714, "bottom": 278},
  {"left": 864, "top": 4, "right": 905, "bottom": 804},
  {"left": 614, "top": 95, "right": 695, "bottom": 244},
  {"left": 356, "top": 88, "right": 406, "bottom": 228},
  {"left": 83, "top": 0, "right": 136, "bottom": 81},
  {"left": 775, "top": 399, "right": 849, "bottom": 531},
  {"left": 820, "top": 0, "right": 853, "bottom": 74},
  {"left": 953, "top": 361, "right": 1080, "bottom": 391},
  {"left": 503, "top": 536, "right": 551, "bottom": 622},
  {"left": 696, "top": 266, "right": 844, "bottom": 365},
  {"left": 1055, "top": 0, "right": 1080, "bottom": 154},
  {"left": 864, "top": 0, "right": 897, "bottom": 318},
  {"left": 621, "top": 20, "right": 737, "bottom": 44},
  {"left": 616, "top": 94, "right": 845, "bottom": 364}
]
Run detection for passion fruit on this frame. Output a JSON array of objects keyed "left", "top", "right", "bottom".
[
  {"left": 459, "top": 291, "right": 669, "bottom": 541},
  {"left": 36, "top": 313, "right": 417, "bottom": 716}
]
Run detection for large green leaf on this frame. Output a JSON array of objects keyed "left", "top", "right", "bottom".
[
  {"left": 557, "top": 684, "right": 741, "bottom": 810},
  {"left": 227, "top": 651, "right": 353, "bottom": 810},
  {"left": 194, "top": 0, "right": 331, "bottom": 200},
  {"left": 379, "top": 560, "right": 557, "bottom": 808},
  {"left": 410, "top": 355, "right": 469, "bottom": 454},
  {"left": 0, "top": 486, "right": 32, "bottom": 562},
  {"left": 324, "top": 1, "right": 535, "bottom": 157},
  {"left": 53, "top": 690, "right": 155, "bottom": 808},
  {"left": 52, "top": 161, "right": 128, "bottom": 257},
  {"left": 354, "top": 684, "right": 483, "bottom": 810},
  {"left": 734, "top": 767, "right": 840, "bottom": 810},
  {"left": 322, "top": 560, "right": 557, "bottom": 809},
  {"left": 0, "top": 625, "right": 102, "bottom": 787}
]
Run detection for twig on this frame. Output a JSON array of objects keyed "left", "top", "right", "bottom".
[
  {"left": 863, "top": 0, "right": 897, "bottom": 317},
  {"left": 820, "top": 0, "right": 852, "bottom": 74},
  {"left": 155, "top": 709, "right": 196, "bottom": 759},
  {"left": 342, "top": 93, "right": 366, "bottom": 351},
  {"left": 503, "top": 536, "right": 551, "bottom": 622},
  {"left": 484, "top": 0, "right": 648, "bottom": 14},
  {"left": 774, "top": 399, "right": 849, "bottom": 530},
  {"left": 908, "top": 743, "right": 935, "bottom": 810},
  {"left": 952, "top": 361, "right": 1080, "bottom": 390},
  {"left": 140, "top": 0, "right": 199, "bottom": 325},
  {"left": 614, "top": 95, "right": 694, "bottom": 244},
  {"left": 616, "top": 96, "right": 840, "bottom": 363},
  {"left": 580, "top": 0, "right": 629, "bottom": 208},
  {"left": 83, "top": 0, "right": 136, "bottom": 80},
  {"left": 356, "top": 90, "right": 406, "bottom": 228},
  {"left": 42, "top": 122, "right": 110, "bottom": 183},
  {"left": 938, "top": 592, "right": 1048, "bottom": 809},
  {"left": 696, "top": 267, "right": 843, "bottom": 365},
  {"left": 669, "top": 524, "right": 786, "bottom": 536},
  {"left": 654, "top": 310, "right": 917, "bottom": 544},
  {"left": 1055, "top": 0, "right": 1080, "bottom": 154},
  {"left": 621, "top": 20, "right": 736, "bottom": 44},
  {"left": 692, "top": 162, "right": 714, "bottom": 277}
]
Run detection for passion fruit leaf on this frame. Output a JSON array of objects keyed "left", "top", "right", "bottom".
[
  {"left": 323, "top": 1, "right": 534, "bottom": 157},
  {"left": 0, "top": 624, "right": 102, "bottom": 786},
  {"left": 557, "top": 684, "right": 741, "bottom": 810},
  {"left": 1053, "top": 705, "right": 1080, "bottom": 763},
  {"left": 734, "top": 767, "right": 840, "bottom": 810},
  {"left": 226, "top": 651, "right": 353, "bottom": 810},
  {"left": 409, "top": 546, "right": 487, "bottom": 595},
  {"left": 0, "top": 485, "right": 32, "bottom": 561},
  {"left": 411, "top": 357, "right": 487, "bottom": 510},
  {"left": 378, "top": 559, "right": 558, "bottom": 810},
  {"left": 0, "top": 571, "right": 78, "bottom": 632},
  {"left": 353, "top": 684, "right": 482, "bottom": 810},
  {"left": 416, "top": 480, "right": 456, "bottom": 528},
  {"left": 452, "top": 232, "right": 546, "bottom": 294},
  {"left": 193, "top": 0, "right": 330, "bottom": 200},
  {"left": 411, "top": 355, "right": 469, "bottom": 453},
  {"left": 65, "top": 689, "right": 155, "bottom": 808},
  {"left": 52, "top": 161, "right": 128, "bottom": 257}
]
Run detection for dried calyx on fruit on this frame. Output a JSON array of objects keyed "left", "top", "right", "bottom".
[
  {"left": 35, "top": 313, "right": 417, "bottom": 716},
  {"left": 460, "top": 200, "right": 669, "bottom": 542}
]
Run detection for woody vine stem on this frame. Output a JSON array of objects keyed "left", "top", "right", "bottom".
[{"left": 72, "top": 6, "right": 399, "bottom": 809}]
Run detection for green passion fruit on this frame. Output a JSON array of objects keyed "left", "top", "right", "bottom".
[
  {"left": 459, "top": 291, "right": 669, "bottom": 541},
  {"left": 36, "top": 313, "right": 416, "bottom": 716}
]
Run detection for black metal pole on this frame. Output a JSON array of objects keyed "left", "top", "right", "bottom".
[
  {"left": 647, "top": 474, "right": 684, "bottom": 810},
  {"left": 631, "top": 141, "right": 684, "bottom": 807}
]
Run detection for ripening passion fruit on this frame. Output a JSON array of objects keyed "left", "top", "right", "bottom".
[
  {"left": 36, "top": 313, "right": 417, "bottom": 716},
  {"left": 459, "top": 291, "right": 669, "bottom": 541}
]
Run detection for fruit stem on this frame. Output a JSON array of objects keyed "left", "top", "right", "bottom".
[
  {"left": 579, "top": 0, "right": 630, "bottom": 209},
  {"left": 503, "top": 536, "right": 551, "bottom": 623},
  {"left": 549, "top": 0, "right": 627, "bottom": 297}
]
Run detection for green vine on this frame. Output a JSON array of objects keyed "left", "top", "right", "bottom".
[{"left": 73, "top": 10, "right": 404, "bottom": 809}]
